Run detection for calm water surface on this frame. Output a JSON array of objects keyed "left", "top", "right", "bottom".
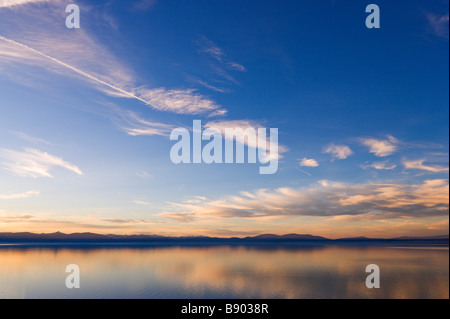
[{"left": 0, "top": 245, "right": 448, "bottom": 299}]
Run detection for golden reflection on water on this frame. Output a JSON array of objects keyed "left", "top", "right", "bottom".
[{"left": 0, "top": 245, "right": 448, "bottom": 298}]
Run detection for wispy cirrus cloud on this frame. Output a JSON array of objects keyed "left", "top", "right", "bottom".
[
  {"left": 360, "top": 135, "right": 399, "bottom": 157},
  {"left": 403, "top": 159, "right": 449, "bottom": 173},
  {"left": 117, "top": 109, "right": 173, "bottom": 136},
  {"left": 0, "top": 3, "right": 226, "bottom": 117},
  {"left": 163, "top": 179, "right": 449, "bottom": 222},
  {"left": 323, "top": 144, "right": 353, "bottom": 160},
  {"left": 427, "top": 13, "right": 449, "bottom": 39},
  {"left": 186, "top": 75, "right": 227, "bottom": 93},
  {"left": 183, "top": 196, "right": 208, "bottom": 204},
  {"left": 132, "top": 200, "right": 152, "bottom": 206},
  {"left": 0, "top": 34, "right": 226, "bottom": 117},
  {"left": 197, "top": 36, "right": 246, "bottom": 71},
  {"left": 91, "top": 100, "right": 174, "bottom": 137},
  {"left": 132, "top": 0, "right": 157, "bottom": 11},
  {"left": 101, "top": 218, "right": 147, "bottom": 224},
  {"left": 0, "top": 214, "right": 163, "bottom": 231},
  {"left": 0, "top": 190, "right": 39, "bottom": 199},
  {"left": 0, "top": 148, "right": 82, "bottom": 178},
  {"left": 227, "top": 61, "right": 246, "bottom": 72},
  {"left": 198, "top": 37, "right": 225, "bottom": 62},
  {"left": 0, "top": 0, "right": 54, "bottom": 8},
  {"left": 159, "top": 212, "right": 196, "bottom": 223},
  {"left": 11, "top": 131, "right": 52, "bottom": 145},
  {"left": 135, "top": 87, "right": 226, "bottom": 116},
  {"left": 361, "top": 161, "right": 397, "bottom": 170},
  {"left": 136, "top": 171, "right": 152, "bottom": 180},
  {"left": 0, "top": 212, "right": 34, "bottom": 223},
  {"left": 195, "top": 36, "right": 246, "bottom": 91}
]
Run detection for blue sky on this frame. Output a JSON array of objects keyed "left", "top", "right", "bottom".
[{"left": 0, "top": 0, "right": 448, "bottom": 238}]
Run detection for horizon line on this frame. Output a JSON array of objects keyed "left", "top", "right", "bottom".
[{"left": 0, "top": 231, "right": 448, "bottom": 241}]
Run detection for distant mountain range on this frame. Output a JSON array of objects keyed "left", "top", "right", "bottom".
[{"left": 0, "top": 232, "right": 448, "bottom": 244}]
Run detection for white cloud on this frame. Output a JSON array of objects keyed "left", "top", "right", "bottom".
[
  {"left": 299, "top": 158, "right": 319, "bottom": 167},
  {"left": 323, "top": 144, "right": 353, "bottom": 160},
  {"left": 403, "top": 159, "right": 449, "bottom": 173},
  {"left": 0, "top": 148, "right": 83, "bottom": 178},
  {"left": 0, "top": 190, "right": 39, "bottom": 199},
  {"left": 205, "top": 120, "right": 289, "bottom": 160},
  {"left": 361, "top": 161, "right": 397, "bottom": 170},
  {"left": 361, "top": 135, "right": 398, "bottom": 157}
]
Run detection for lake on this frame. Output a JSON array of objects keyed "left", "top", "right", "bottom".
[{"left": 0, "top": 244, "right": 448, "bottom": 299}]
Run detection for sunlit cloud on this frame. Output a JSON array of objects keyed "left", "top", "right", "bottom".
[
  {"left": 361, "top": 135, "right": 399, "bottom": 157},
  {"left": 183, "top": 196, "right": 208, "bottom": 204},
  {"left": 159, "top": 212, "right": 196, "bottom": 223},
  {"left": 361, "top": 161, "right": 397, "bottom": 170},
  {"left": 426, "top": 219, "right": 449, "bottom": 230},
  {"left": 299, "top": 158, "right": 319, "bottom": 167},
  {"left": 403, "top": 159, "right": 449, "bottom": 173},
  {"left": 0, "top": 148, "right": 83, "bottom": 178},
  {"left": 118, "top": 110, "right": 173, "bottom": 136},
  {"left": 93, "top": 101, "right": 174, "bottom": 137},
  {"left": 101, "top": 218, "right": 147, "bottom": 224},
  {"left": 205, "top": 120, "right": 289, "bottom": 160},
  {"left": 323, "top": 144, "right": 353, "bottom": 160},
  {"left": 0, "top": 214, "right": 163, "bottom": 231},
  {"left": 132, "top": 200, "right": 152, "bottom": 206},
  {"left": 0, "top": 190, "right": 39, "bottom": 199},
  {"left": 134, "top": 87, "right": 226, "bottom": 116},
  {"left": 164, "top": 179, "right": 449, "bottom": 222},
  {"left": 0, "top": 212, "right": 34, "bottom": 223}
]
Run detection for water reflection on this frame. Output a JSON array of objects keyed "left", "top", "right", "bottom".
[{"left": 0, "top": 245, "right": 448, "bottom": 299}]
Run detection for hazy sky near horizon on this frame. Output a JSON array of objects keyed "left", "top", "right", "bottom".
[{"left": 0, "top": 0, "right": 448, "bottom": 238}]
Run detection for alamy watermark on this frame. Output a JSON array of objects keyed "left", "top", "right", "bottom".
[
  {"left": 65, "top": 264, "right": 80, "bottom": 289},
  {"left": 170, "top": 120, "right": 279, "bottom": 175},
  {"left": 65, "top": 4, "right": 80, "bottom": 29},
  {"left": 365, "top": 264, "right": 380, "bottom": 288},
  {"left": 366, "top": 4, "right": 380, "bottom": 29}
]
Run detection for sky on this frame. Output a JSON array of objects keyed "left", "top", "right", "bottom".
[{"left": 0, "top": 0, "right": 448, "bottom": 238}]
